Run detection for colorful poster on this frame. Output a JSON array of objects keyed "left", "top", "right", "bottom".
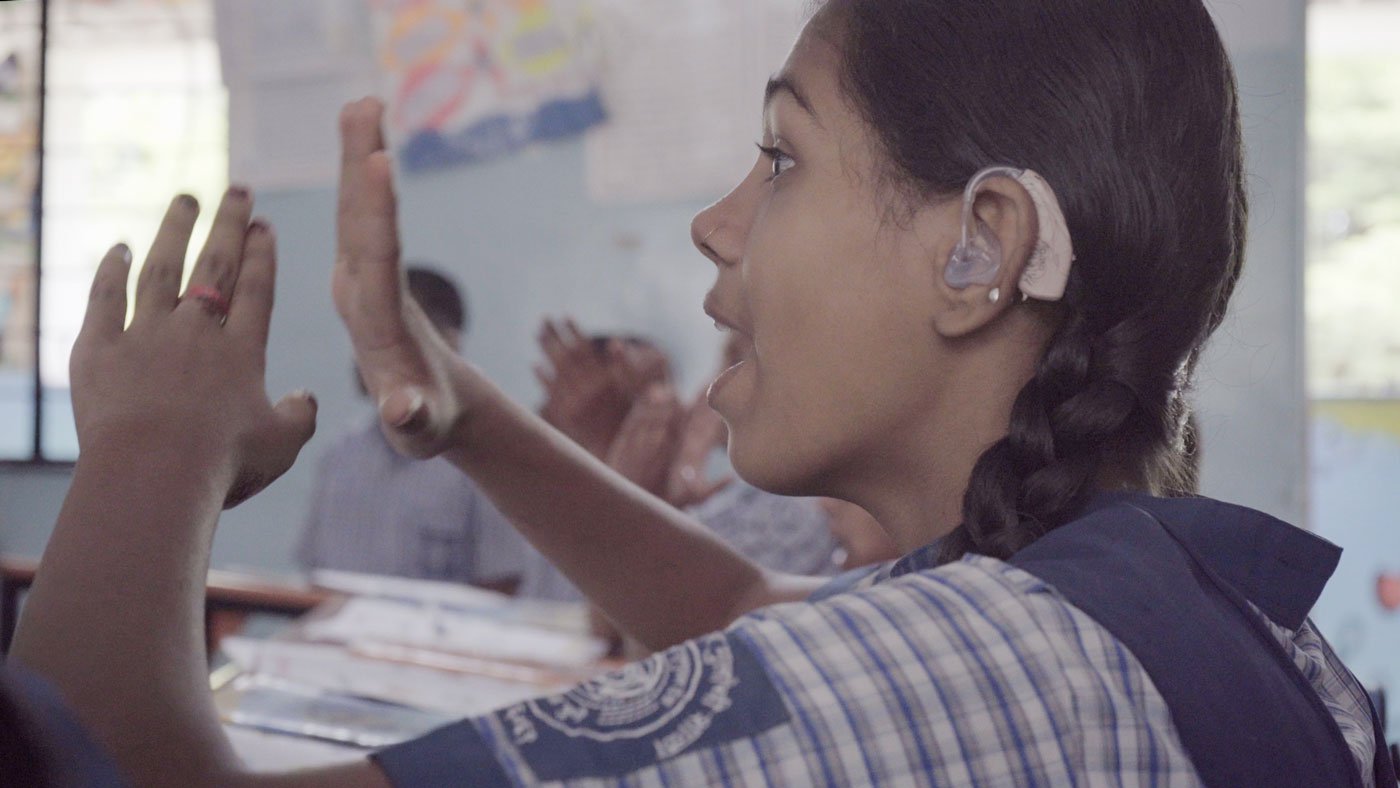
[{"left": 372, "top": 0, "right": 606, "bottom": 173}]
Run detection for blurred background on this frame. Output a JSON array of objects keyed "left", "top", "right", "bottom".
[{"left": 0, "top": 0, "right": 1395, "bottom": 726}]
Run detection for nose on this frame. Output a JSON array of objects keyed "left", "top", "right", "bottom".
[
  {"left": 691, "top": 171, "right": 755, "bottom": 270},
  {"left": 691, "top": 201, "right": 728, "bottom": 269}
]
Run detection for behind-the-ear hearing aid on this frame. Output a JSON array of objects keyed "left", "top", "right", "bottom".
[{"left": 943, "top": 165, "right": 1074, "bottom": 302}]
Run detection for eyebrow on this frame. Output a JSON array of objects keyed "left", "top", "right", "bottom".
[{"left": 763, "top": 75, "right": 819, "bottom": 122}]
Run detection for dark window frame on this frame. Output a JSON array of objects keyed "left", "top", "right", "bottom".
[{"left": 3, "top": 0, "right": 60, "bottom": 466}]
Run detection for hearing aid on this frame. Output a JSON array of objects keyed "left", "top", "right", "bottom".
[{"left": 943, "top": 166, "right": 1074, "bottom": 302}]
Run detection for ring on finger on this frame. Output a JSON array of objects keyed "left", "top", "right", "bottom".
[{"left": 185, "top": 284, "right": 231, "bottom": 319}]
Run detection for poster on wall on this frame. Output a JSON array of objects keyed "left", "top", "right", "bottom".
[{"left": 372, "top": 0, "right": 607, "bottom": 173}]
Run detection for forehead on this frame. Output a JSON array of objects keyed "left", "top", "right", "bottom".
[{"left": 767, "top": 20, "right": 848, "bottom": 125}]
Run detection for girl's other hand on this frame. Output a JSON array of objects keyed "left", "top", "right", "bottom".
[
  {"left": 70, "top": 189, "right": 317, "bottom": 509},
  {"left": 335, "top": 97, "right": 476, "bottom": 459}
]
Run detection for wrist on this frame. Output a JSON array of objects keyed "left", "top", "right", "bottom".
[
  {"left": 77, "top": 429, "right": 232, "bottom": 498},
  {"left": 441, "top": 359, "right": 501, "bottom": 465}
]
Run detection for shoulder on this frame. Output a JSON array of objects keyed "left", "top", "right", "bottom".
[
  {"left": 736, "top": 556, "right": 1085, "bottom": 683},
  {"left": 728, "top": 556, "right": 1198, "bottom": 784}
]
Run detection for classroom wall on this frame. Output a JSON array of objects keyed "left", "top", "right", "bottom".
[{"left": 0, "top": 0, "right": 1310, "bottom": 576}]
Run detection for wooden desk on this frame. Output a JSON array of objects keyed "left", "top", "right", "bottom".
[{"left": 0, "top": 554, "right": 338, "bottom": 658}]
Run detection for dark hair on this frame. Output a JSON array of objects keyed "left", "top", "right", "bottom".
[
  {"left": 406, "top": 265, "right": 467, "bottom": 334},
  {"left": 818, "top": 0, "right": 1246, "bottom": 560}
]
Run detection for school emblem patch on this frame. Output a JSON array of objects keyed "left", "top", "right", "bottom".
[
  {"left": 529, "top": 634, "right": 722, "bottom": 744},
  {"left": 489, "top": 631, "right": 790, "bottom": 780}
]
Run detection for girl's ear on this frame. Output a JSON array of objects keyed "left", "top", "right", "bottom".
[{"left": 930, "top": 175, "right": 1040, "bottom": 338}]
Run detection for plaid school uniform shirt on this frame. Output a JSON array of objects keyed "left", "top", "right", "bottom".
[
  {"left": 373, "top": 520, "right": 1379, "bottom": 787},
  {"left": 377, "top": 555, "right": 1205, "bottom": 786}
]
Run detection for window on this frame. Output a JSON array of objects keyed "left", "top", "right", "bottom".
[
  {"left": 0, "top": 1, "right": 42, "bottom": 460},
  {"left": 0, "top": 0, "right": 226, "bottom": 462},
  {"left": 1306, "top": 0, "right": 1400, "bottom": 731}
]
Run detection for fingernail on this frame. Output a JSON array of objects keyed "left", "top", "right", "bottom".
[
  {"left": 114, "top": 243, "right": 132, "bottom": 264},
  {"left": 382, "top": 389, "right": 425, "bottom": 427},
  {"left": 176, "top": 194, "right": 198, "bottom": 210},
  {"left": 293, "top": 389, "right": 318, "bottom": 410},
  {"left": 228, "top": 184, "right": 250, "bottom": 201},
  {"left": 249, "top": 218, "right": 272, "bottom": 236}
]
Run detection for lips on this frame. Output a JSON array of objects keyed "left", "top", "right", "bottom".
[{"left": 703, "top": 293, "right": 752, "bottom": 338}]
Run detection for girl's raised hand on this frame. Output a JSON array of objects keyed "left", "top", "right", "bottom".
[
  {"left": 334, "top": 97, "right": 473, "bottom": 458},
  {"left": 70, "top": 189, "right": 317, "bottom": 508}
]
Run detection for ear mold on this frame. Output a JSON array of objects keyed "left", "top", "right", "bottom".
[{"left": 944, "top": 166, "right": 1074, "bottom": 302}]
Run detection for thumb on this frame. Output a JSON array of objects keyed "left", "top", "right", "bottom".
[
  {"left": 224, "top": 390, "right": 317, "bottom": 510},
  {"left": 379, "top": 385, "right": 427, "bottom": 431},
  {"left": 378, "top": 384, "right": 453, "bottom": 458},
  {"left": 270, "top": 389, "right": 319, "bottom": 456}
]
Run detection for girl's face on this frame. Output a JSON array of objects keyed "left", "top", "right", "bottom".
[{"left": 692, "top": 18, "right": 970, "bottom": 499}]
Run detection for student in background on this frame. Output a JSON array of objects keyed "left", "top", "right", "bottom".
[{"left": 296, "top": 266, "right": 527, "bottom": 593}]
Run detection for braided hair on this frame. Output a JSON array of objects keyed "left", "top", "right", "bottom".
[{"left": 818, "top": 0, "right": 1246, "bottom": 560}]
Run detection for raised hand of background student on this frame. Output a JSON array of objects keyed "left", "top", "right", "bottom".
[
  {"left": 665, "top": 389, "right": 733, "bottom": 508},
  {"left": 534, "top": 317, "right": 635, "bottom": 458},
  {"left": 334, "top": 97, "right": 476, "bottom": 459},
  {"left": 604, "top": 382, "right": 683, "bottom": 496}
]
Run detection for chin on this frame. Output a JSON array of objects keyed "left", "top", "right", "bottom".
[{"left": 727, "top": 423, "right": 831, "bottom": 498}]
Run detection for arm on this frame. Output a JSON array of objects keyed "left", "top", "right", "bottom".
[
  {"left": 10, "top": 193, "right": 390, "bottom": 787},
  {"left": 332, "top": 98, "right": 821, "bottom": 652}
]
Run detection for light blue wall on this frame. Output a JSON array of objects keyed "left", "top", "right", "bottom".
[
  {"left": 2, "top": 1, "right": 1312, "bottom": 576},
  {"left": 0, "top": 138, "right": 721, "bottom": 570}
]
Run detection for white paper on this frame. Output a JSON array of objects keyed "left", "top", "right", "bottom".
[
  {"left": 221, "top": 637, "right": 558, "bottom": 716},
  {"left": 215, "top": 0, "right": 378, "bottom": 191},
  {"left": 584, "top": 0, "right": 808, "bottom": 203},
  {"left": 215, "top": 0, "right": 369, "bottom": 85},
  {"left": 310, "top": 569, "right": 595, "bottom": 635},
  {"left": 299, "top": 596, "right": 609, "bottom": 669},
  {"left": 226, "top": 725, "right": 367, "bottom": 772},
  {"left": 310, "top": 569, "right": 511, "bottom": 611}
]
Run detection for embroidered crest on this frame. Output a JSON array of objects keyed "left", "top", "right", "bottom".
[{"left": 489, "top": 632, "right": 790, "bottom": 780}]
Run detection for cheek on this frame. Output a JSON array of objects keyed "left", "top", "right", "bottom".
[{"left": 735, "top": 215, "right": 934, "bottom": 489}]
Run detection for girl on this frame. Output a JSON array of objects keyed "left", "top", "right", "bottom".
[{"left": 12, "top": 0, "right": 1393, "bottom": 785}]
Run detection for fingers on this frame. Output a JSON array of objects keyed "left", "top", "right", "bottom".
[
  {"left": 133, "top": 194, "right": 199, "bottom": 322},
  {"left": 533, "top": 363, "right": 556, "bottom": 390},
  {"left": 562, "top": 319, "right": 588, "bottom": 347},
  {"left": 694, "top": 475, "right": 734, "bottom": 503},
  {"left": 227, "top": 219, "right": 276, "bottom": 351},
  {"left": 340, "top": 96, "right": 387, "bottom": 163},
  {"left": 337, "top": 98, "right": 401, "bottom": 277},
  {"left": 538, "top": 319, "right": 568, "bottom": 366},
  {"left": 184, "top": 187, "right": 253, "bottom": 306},
  {"left": 77, "top": 244, "right": 133, "bottom": 344}
]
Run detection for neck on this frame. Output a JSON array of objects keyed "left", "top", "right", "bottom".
[{"left": 835, "top": 313, "right": 1054, "bottom": 554}]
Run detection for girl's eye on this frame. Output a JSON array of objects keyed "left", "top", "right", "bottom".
[{"left": 756, "top": 143, "right": 795, "bottom": 181}]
